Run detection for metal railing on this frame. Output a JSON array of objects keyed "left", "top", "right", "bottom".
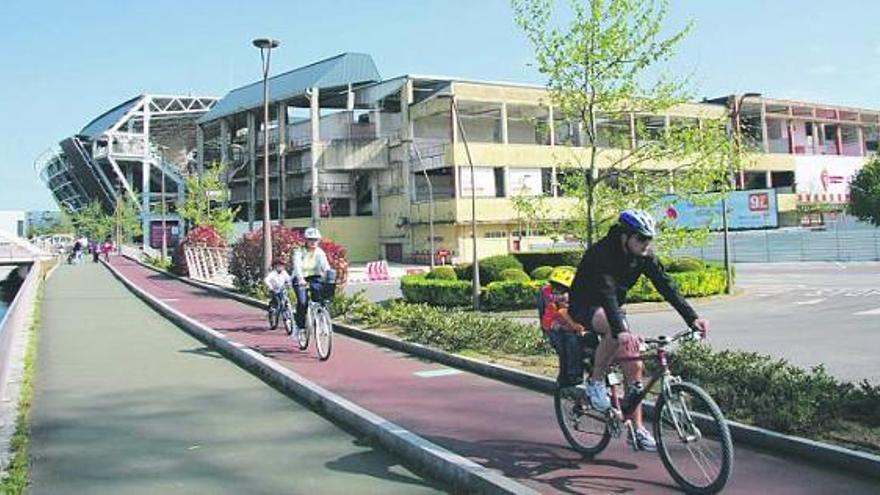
[
  {"left": 183, "top": 245, "right": 233, "bottom": 288},
  {"left": 675, "top": 218, "right": 880, "bottom": 263}
]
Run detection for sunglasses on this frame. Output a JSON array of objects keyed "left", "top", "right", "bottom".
[{"left": 635, "top": 234, "right": 653, "bottom": 243}]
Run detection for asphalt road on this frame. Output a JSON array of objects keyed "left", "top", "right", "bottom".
[
  {"left": 628, "top": 262, "right": 880, "bottom": 384},
  {"left": 30, "top": 264, "right": 444, "bottom": 494},
  {"left": 348, "top": 262, "right": 880, "bottom": 384}
]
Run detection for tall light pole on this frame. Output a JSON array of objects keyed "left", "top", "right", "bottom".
[
  {"left": 452, "top": 98, "right": 480, "bottom": 310},
  {"left": 722, "top": 92, "right": 762, "bottom": 294},
  {"left": 253, "top": 37, "right": 280, "bottom": 276},
  {"left": 410, "top": 141, "right": 435, "bottom": 270},
  {"left": 157, "top": 144, "right": 169, "bottom": 261}
]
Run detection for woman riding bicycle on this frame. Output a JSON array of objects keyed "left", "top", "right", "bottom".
[
  {"left": 291, "top": 227, "right": 336, "bottom": 332},
  {"left": 569, "top": 209, "right": 710, "bottom": 452}
]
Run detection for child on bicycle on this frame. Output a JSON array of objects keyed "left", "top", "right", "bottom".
[
  {"left": 264, "top": 258, "right": 292, "bottom": 322},
  {"left": 291, "top": 227, "right": 336, "bottom": 331},
  {"left": 539, "top": 267, "right": 587, "bottom": 396}
]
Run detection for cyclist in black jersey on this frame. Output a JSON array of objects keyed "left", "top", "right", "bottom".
[{"left": 569, "top": 209, "right": 710, "bottom": 451}]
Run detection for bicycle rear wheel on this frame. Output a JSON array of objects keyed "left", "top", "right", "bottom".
[
  {"left": 654, "top": 381, "right": 733, "bottom": 495},
  {"left": 297, "top": 306, "right": 311, "bottom": 350},
  {"left": 282, "top": 304, "right": 294, "bottom": 336},
  {"left": 314, "top": 307, "right": 333, "bottom": 361},
  {"left": 554, "top": 388, "right": 611, "bottom": 457}
]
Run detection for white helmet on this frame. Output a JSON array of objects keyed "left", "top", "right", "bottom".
[{"left": 304, "top": 227, "right": 321, "bottom": 240}]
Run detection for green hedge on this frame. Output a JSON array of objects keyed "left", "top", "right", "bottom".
[
  {"left": 426, "top": 266, "right": 457, "bottom": 280},
  {"left": 333, "top": 292, "right": 880, "bottom": 437},
  {"left": 512, "top": 250, "right": 583, "bottom": 273},
  {"left": 628, "top": 269, "right": 728, "bottom": 303},
  {"left": 481, "top": 280, "right": 543, "bottom": 311},
  {"left": 500, "top": 268, "right": 530, "bottom": 282},
  {"left": 400, "top": 275, "right": 471, "bottom": 307},
  {"left": 530, "top": 265, "right": 554, "bottom": 280}
]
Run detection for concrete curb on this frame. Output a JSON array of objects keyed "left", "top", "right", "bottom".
[
  {"left": 121, "top": 255, "right": 880, "bottom": 481},
  {"left": 104, "top": 258, "right": 537, "bottom": 495}
]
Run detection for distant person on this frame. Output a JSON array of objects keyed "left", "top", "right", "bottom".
[
  {"left": 91, "top": 240, "right": 100, "bottom": 263},
  {"left": 102, "top": 238, "right": 113, "bottom": 262}
]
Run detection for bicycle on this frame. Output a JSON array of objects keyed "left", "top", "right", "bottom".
[
  {"left": 267, "top": 288, "right": 295, "bottom": 336},
  {"left": 554, "top": 329, "right": 733, "bottom": 494},
  {"left": 296, "top": 281, "right": 333, "bottom": 361}
]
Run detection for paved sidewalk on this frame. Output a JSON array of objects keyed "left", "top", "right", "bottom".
[
  {"left": 110, "top": 255, "right": 878, "bottom": 494},
  {"left": 30, "top": 263, "right": 444, "bottom": 494}
]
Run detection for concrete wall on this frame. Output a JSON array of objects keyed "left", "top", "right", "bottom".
[
  {"left": 0, "top": 211, "right": 26, "bottom": 239},
  {"left": 284, "top": 217, "right": 380, "bottom": 263}
]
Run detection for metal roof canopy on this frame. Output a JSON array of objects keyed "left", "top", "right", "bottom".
[
  {"left": 199, "top": 52, "right": 381, "bottom": 124},
  {"left": 80, "top": 95, "right": 218, "bottom": 140}
]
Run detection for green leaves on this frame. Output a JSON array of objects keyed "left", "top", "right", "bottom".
[
  {"left": 849, "top": 156, "right": 880, "bottom": 227},
  {"left": 177, "top": 162, "right": 238, "bottom": 240}
]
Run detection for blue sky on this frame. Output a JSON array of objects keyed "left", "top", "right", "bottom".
[{"left": 1, "top": 0, "right": 878, "bottom": 210}]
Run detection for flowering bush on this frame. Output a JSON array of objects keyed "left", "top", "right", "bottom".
[
  {"left": 172, "top": 225, "right": 228, "bottom": 276},
  {"left": 229, "top": 225, "right": 348, "bottom": 293}
]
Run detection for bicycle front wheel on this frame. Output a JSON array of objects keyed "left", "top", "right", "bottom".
[
  {"left": 267, "top": 304, "right": 279, "bottom": 330},
  {"left": 297, "top": 306, "right": 311, "bottom": 350},
  {"left": 654, "top": 381, "right": 733, "bottom": 495},
  {"left": 554, "top": 389, "right": 610, "bottom": 457},
  {"left": 314, "top": 308, "right": 333, "bottom": 361}
]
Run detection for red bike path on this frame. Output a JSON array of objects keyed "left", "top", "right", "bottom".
[{"left": 111, "top": 257, "right": 876, "bottom": 494}]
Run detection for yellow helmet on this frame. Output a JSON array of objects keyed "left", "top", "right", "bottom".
[{"left": 548, "top": 267, "right": 575, "bottom": 288}]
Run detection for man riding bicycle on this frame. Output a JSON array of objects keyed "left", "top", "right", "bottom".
[
  {"left": 291, "top": 227, "right": 336, "bottom": 331},
  {"left": 569, "top": 209, "right": 710, "bottom": 451}
]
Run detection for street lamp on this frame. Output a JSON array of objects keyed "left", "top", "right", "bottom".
[
  {"left": 451, "top": 97, "right": 481, "bottom": 310},
  {"left": 157, "top": 144, "right": 169, "bottom": 261},
  {"left": 253, "top": 37, "right": 280, "bottom": 276},
  {"left": 722, "top": 92, "right": 762, "bottom": 294},
  {"left": 410, "top": 142, "right": 436, "bottom": 270}
]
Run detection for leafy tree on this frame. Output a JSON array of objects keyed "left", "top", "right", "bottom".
[
  {"left": 177, "top": 162, "right": 238, "bottom": 240},
  {"left": 27, "top": 212, "right": 75, "bottom": 238},
  {"left": 68, "top": 200, "right": 112, "bottom": 241},
  {"left": 849, "top": 156, "right": 880, "bottom": 226},
  {"left": 512, "top": 0, "right": 738, "bottom": 249},
  {"left": 114, "top": 195, "right": 142, "bottom": 243}
]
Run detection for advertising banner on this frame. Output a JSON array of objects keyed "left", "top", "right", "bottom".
[
  {"left": 459, "top": 167, "right": 497, "bottom": 197},
  {"left": 658, "top": 189, "right": 778, "bottom": 230},
  {"left": 509, "top": 168, "right": 543, "bottom": 196},
  {"left": 794, "top": 156, "right": 865, "bottom": 203}
]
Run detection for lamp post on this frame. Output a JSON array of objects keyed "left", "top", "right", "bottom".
[
  {"left": 253, "top": 37, "right": 280, "bottom": 276},
  {"left": 722, "top": 92, "right": 762, "bottom": 294},
  {"left": 157, "top": 144, "right": 169, "bottom": 261},
  {"left": 409, "top": 141, "right": 436, "bottom": 270},
  {"left": 451, "top": 98, "right": 480, "bottom": 310}
]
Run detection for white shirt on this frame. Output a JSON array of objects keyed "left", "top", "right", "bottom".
[{"left": 263, "top": 269, "right": 292, "bottom": 292}]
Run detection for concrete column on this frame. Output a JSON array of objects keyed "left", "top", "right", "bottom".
[
  {"left": 451, "top": 98, "right": 459, "bottom": 144},
  {"left": 836, "top": 125, "right": 843, "bottom": 155},
  {"left": 858, "top": 126, "right": 866, "bottom": 156},
  {"left": 309, "top": 87, "right": 321, "bottom": 225},
  {"left": 141, "top": 102, "right": 152, "bottom": 243},
  {"left": 814, "top": 123, "right": 822, "bottom": 154},
  {"left": 760, "top": 102, "right": 770, "bottom": 153},
  {"left": 346, "top": 84, "right": 355, "bottom": 111},
  {"left": 196, "top": 125, "right": 205, "bottom": 175},
  {"left": 370, "top": 173, "right": 379, "bottom": 216},
  {"left": 277, "top": 102, "right": 287, "bottom": 224},
  {"left": 401, "top": 80, "right": 414, "bottom": 200},
  {"left": 500, "top": 102, "right": 509, "bottom": 144},
  {"left": 247, "top": 111, "right": 256, "bottom": 230},
  {"left": 629, "top": 113, "right": 637, "bottom": 149},
  {"left": 219, "top": 119, "right": 229, "bottom": 166},
  {"left": 548, "top": 105, "right": 555, "bottom": 146}
]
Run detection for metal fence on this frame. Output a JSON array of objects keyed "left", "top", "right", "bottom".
[
  {"left": 675, "top": 216, "right": 880, "bottom": 263},
  {"left": 184, "top": 246, "right": 234, "bottom": 288}
]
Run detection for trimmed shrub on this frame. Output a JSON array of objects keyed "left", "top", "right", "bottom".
[
  {"left": 530, "top": 265, "right": 554, "bottom": 280},
  {"left": 512, "top": 250, "right": 583, "bottom": 273},
  {"left": 400, "top": 275, "right": 472, "bottom": 307},
  {"left": 172, "top": 224, "right": 227, "bottom": 276},
  {"left": 426, "top": 266, "right": 457, "bottom": 280},
  {"left": 627, "top": 269, "right": 727, "bottom": 303},
  {"left": 229, "top": 225, "right": 348, "bottom": 293},
  {"left": 666, "top": 257, "right": 706, "bottom": 273},
  {"left": 670, "top": 342, "right": 844, "bottom": 434},
  {"left": 453, "top": 263, "right": 472, "bottom": 281},
  {"left": 500, "top": 268, "right": 530, "bottom": 282},
  {"left": 479, "top": 255, "right": 524, "bottom": 283},
  {"left": 480, "top": 280, "right": 543, "bottom": 311}
]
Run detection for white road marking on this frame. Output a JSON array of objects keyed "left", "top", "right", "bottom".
[
  {"left": 414, "top": 368, "right": 464, "bottom": 378},
  {"left": 794, "top": 298, "right": 826, "bottom": 305},
  {"left": 854, "top": 307, "right": 880, "bottom": 316}
]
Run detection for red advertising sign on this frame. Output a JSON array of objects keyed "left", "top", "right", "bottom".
[{"left": 748, "top": 193, "right": 769, "bottom": 212}]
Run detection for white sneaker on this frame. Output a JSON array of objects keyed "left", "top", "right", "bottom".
[{"left": 586, "top": 380, "right": 611, "bottom": 412}]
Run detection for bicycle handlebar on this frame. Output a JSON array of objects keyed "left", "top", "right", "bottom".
[{"left": 643, "top": 329, "right": 701, "bottom": 348}]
